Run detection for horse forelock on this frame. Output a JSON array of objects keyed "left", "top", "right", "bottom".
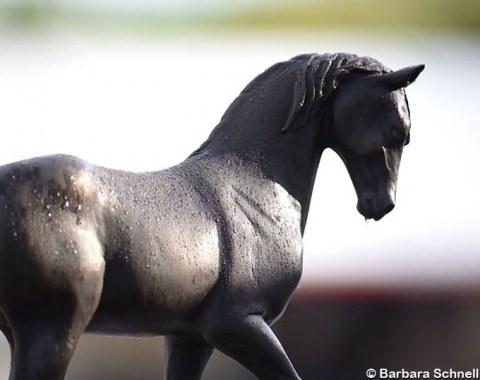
[{"left": 282, "top": 53, "right": 392, "bottom": 132}]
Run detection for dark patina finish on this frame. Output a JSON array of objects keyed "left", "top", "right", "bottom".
[{"left": 0, "top": 53, "right": 423, "bottom": 379}]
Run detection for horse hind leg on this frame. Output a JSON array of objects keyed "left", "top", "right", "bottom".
[
  {"left": 4, "top": 232, "right": 105, "bottom": 380},
  {"left": 7, "top": 277, "right": 105, "bottom": 380},
  {"left": 9, "top": 320, "right": 79, "bottom": 380},
  {"left": 164, "top": 334, "right": 213, "bottom": 380}
]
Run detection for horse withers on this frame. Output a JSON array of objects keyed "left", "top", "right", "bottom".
[{"left": 0, "top": 53, "right": 423, "bottom": 379}]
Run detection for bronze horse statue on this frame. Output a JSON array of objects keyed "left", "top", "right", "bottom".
[{"left": 0, "top": 53, "right": 423, "bottom": 379}]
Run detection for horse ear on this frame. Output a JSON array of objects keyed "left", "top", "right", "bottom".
[{"left": 378, "top": 64, "right": 425, "bottom": 90}]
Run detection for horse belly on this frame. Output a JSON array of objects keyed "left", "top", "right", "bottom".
[{"left": 91, "top": 220, "right": 220, "bottom": 334}]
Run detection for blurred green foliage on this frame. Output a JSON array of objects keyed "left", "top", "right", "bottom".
[
  {"left": 0, "top": 0, "right": 479, "bottom": 32},
  {"left": 218, "top": 0, "right": 480, "bottom": 31},
  {"left": 2, "top": 2, "right": 46, "bottom": 26}
]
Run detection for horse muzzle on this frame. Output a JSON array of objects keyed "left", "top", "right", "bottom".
[{"left": 357, "top": 195, "right": 395, "bottom": 221}]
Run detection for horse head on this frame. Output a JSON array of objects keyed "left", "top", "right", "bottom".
[{"left": 330, "top": 64, "right": 424, "bottom": 220}]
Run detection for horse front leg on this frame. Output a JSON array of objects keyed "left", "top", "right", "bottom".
[
  {"left": 203, "top": 314, "right": 301, "bottom": 380},
  {"left": 164, "top": 334, "right": 213, "bottom": 380}
]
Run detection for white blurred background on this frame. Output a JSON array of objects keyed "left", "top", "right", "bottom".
[{"left": 0, "top": 0, "right": 479, "bottom": 378}]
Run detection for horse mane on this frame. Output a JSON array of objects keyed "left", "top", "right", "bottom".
[
  {"left": 280, "top": 52, "right": 392, "bottom": 132},
  {"left": 189, "top": 53, "right": 391, "bottom": 158}
]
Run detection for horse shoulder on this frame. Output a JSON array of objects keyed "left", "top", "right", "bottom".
[{"left": 208, "top": 173, "right": 303, "bottom": 304}]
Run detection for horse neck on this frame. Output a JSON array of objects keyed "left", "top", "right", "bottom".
[{"left": 191, "top": 67, "right": 328, "bottom": 232}]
